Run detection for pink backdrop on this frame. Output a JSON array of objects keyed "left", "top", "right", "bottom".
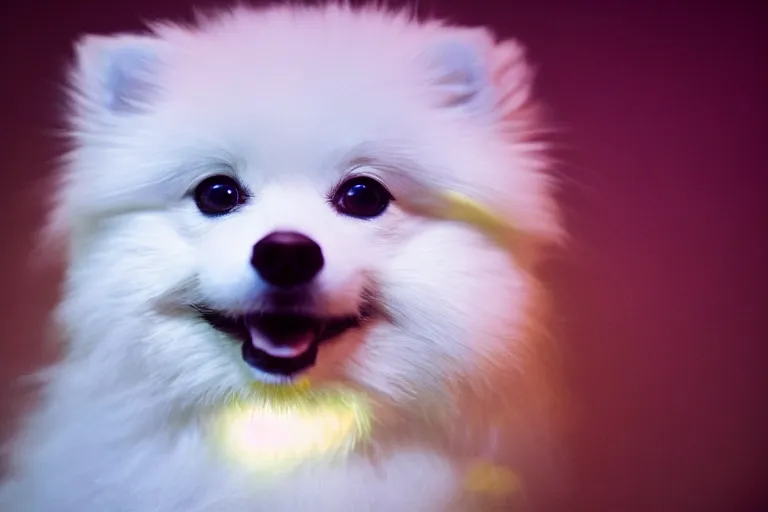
[{"left": 1, "top": 1, "right": 764, "bottom": 510}]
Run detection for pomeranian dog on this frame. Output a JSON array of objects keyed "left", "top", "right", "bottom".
[{"left": 1, "top": 3, "right": 564, "bottom": 511}]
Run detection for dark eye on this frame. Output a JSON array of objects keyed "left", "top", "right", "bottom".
[
  {"left": 194, "top": 175, "right": 246, "bottom": 215},
  {"left": 333, "top": 176, "right": 392, "bottom": 218}
]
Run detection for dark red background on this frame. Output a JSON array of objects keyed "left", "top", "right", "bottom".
[{"left": 1, "top": 1, "right": 765, "bottom": 510}]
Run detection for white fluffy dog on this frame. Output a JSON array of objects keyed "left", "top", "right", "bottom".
[{"left": 1, "top": 3, "right": 563, "bottom": 511}]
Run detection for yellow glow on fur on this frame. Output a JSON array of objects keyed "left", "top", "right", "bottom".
[
  {"left": 436, "top": 190, "right": 517, "bottom": 247},
  {"left": 386, "top": 172, "right": 518, "bottom": 250},
  {"left": 464, "top": 460, "right": 523, "bottom": 496},
  {"left": 209, "top": 379, "right": 372, "bottom": 475}
]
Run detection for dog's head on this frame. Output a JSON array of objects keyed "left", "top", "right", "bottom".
[{"left": 50, "top": 6, "right": 560, "bottom": 416}]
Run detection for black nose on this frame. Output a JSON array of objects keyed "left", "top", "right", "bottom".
[{"left": 251, "top": 231, "right": 324, "bottom": 288}]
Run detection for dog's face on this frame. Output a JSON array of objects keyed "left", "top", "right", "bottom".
[{"left": 52, "top": 7, "right": 559, "bottom": 412}]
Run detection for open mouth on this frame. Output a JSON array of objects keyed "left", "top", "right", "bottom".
[{"left": 196, "top": 306, "right": 368, "bottom": 379}]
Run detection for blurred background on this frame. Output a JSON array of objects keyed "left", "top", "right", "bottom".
[{"left": 0, "top": 0, "right": 765, "bottom": 510}]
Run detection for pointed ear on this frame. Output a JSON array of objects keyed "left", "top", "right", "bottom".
[
  {"left": 71, "top": 34, "right": 165, "bottom": 115},
  {"left": 422, "top": 29, "right": 533, "bottom": 119}
]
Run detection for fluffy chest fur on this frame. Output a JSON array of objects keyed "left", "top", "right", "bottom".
[{"left": 4, "top": 381, "right": 522, "bottom": 511}]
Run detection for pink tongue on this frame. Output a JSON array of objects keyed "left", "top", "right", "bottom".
[{"left": 244, "top": 315, "right": 317, "bottom": 359}]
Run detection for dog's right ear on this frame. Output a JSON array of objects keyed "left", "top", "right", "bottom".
[{"left": 70, "top": 34, "right": 166, "bottom": 116}]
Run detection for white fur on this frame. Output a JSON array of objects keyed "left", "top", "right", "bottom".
[{"left": 1, "top": 4, "right": 562, "bottom": 511}]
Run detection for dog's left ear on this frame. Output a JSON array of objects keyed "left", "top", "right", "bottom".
[
  {"left": 422, "top": 29, "right": 533, "bottom": 120},
  {"left": 70, "top": 33, "right": 166, "bottom": 115}
]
